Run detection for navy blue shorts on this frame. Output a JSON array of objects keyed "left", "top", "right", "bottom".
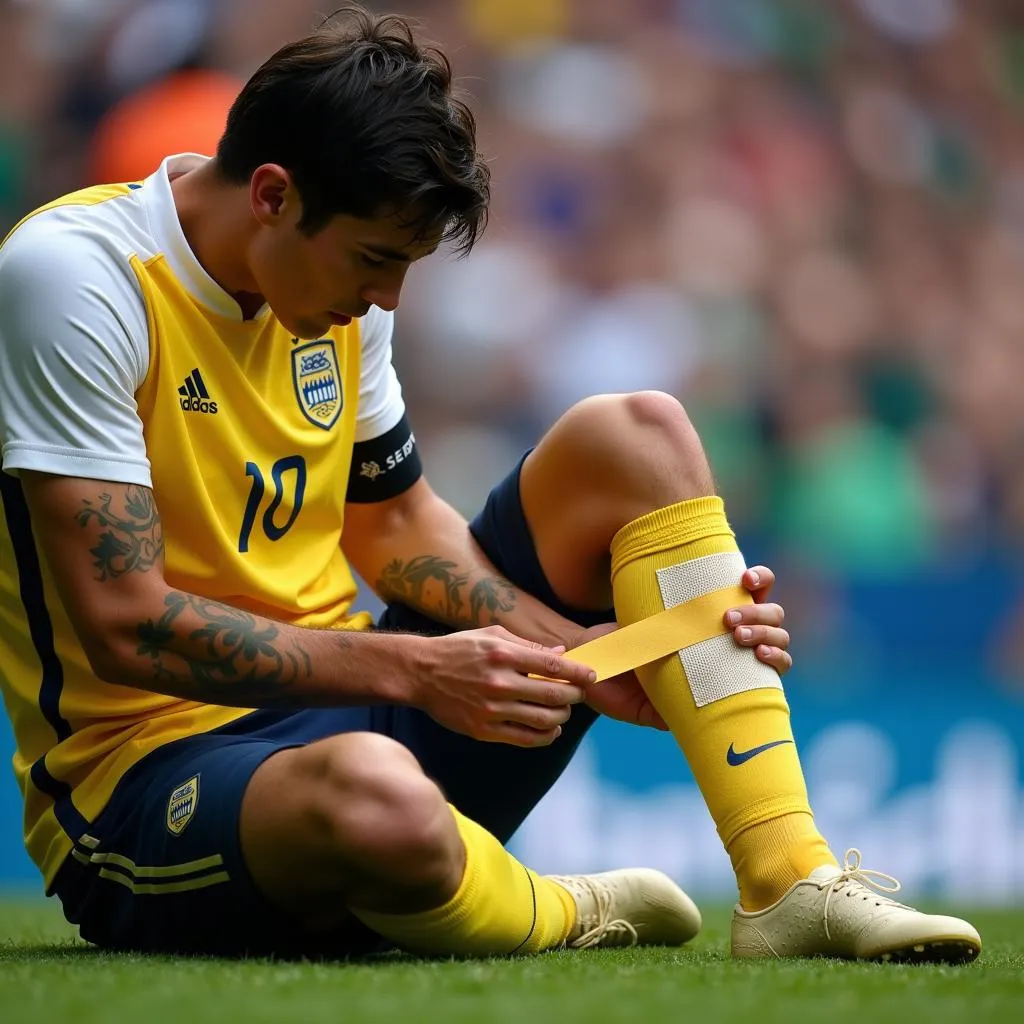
[{"left": 51, "top": 453, "right": 613, "bottom": 956}]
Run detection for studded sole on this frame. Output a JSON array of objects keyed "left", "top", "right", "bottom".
[{"left": 871, "top": 939, "right": 981, "bottom": 965}]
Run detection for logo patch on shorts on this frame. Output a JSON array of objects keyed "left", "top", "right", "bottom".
[{"left": 166, "top": 775, "right": 200, "bottom": 836}]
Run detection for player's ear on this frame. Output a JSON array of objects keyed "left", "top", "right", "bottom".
[{"left": 250, "top": 164, "right": 296, "bottom": 226}]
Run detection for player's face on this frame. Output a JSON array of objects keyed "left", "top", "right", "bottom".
[{"left": 247, "top": 166, "right": 439, "bottom": 339}]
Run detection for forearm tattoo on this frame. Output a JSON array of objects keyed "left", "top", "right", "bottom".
[
  {"left": 376, "top": 555, "right": 517, "bottom": 626},
  {"left": 136, "top": 591, "right": 313, "bottom": 705},
  {"left": 469, "top": 576, "right": 518, "bottom": 622},
  {"left": 76, "top": 488, "right": 316, "bottom": 704},
  {"left": 76, "top": 487, "right": 164, "bottom": 580}
]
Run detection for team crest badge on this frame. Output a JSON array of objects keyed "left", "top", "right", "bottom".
[
  {"left": 166, "top": 775, "right": 200, "bottom": 836},
  {"left": 292, "top": 339, "right": 343, "bottom": 430}
]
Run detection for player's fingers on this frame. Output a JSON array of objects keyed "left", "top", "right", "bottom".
[
  {"left": 491, "top": 700, "right": 573, "bottom": 732},
  {"left": 756, "top": 645, "right": 793, "bottom": 675},
  {"left": 725, "top": 601, "right": 785, "bottom": 628},
  {"left": 490, "top": 722, "right": 563, "bottom": 748},
  {"left": 489, "top": 643, "right": 596, "bottom": 688},
  {"left": 518, "top": 677, "right": 587, "bottom": 707},
  {"left": 742, "top": 565, "right": 775, "bottom": 601},
  {"left": 733, "top": 624, "right": 790, "bottom": 650}
]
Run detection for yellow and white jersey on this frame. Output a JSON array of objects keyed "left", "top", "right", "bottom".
[{"left": 0, "top": 155, "right": 412, "bottom": 886}]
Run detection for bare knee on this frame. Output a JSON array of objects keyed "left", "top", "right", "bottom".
[
  {"left": 619, "top": 390, "right": 705, "bottom": 467},
  {"left": 553, "top": 391, "right": 714, "bottom": 502},
  {"left": 618, "top": 390, "right": 695, "bottom": 438},
  {"left": 299, "top": 733, "right": 463, "bottom": 895},
  {"left": 519, "top": 391, "right": 718, "bottom": 609}
]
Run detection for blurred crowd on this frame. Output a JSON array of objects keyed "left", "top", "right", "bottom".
[{"left": 1, "top": 0, "right": 1021, "bottom": 680}]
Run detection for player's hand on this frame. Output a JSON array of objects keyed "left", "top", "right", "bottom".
[
  {"left": 411, "top": 626, "right": 593, "bottom": 748},
  {"left": 727, "top": 565, "right": 792, "bottom": 675},
  {"left": 568, "top": 623, "right": 669, "bottom": 731},
  {"left": 568, "top": 563, "right": 794, "bottom": 732}
]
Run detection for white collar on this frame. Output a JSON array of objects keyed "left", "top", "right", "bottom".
[{"left": 140, "top": 153, "right": 270, "bottom": 322}]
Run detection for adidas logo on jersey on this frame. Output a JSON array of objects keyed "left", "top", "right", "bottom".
[{"left": 178, "top": 368, "right": 218, "bottom": 414}]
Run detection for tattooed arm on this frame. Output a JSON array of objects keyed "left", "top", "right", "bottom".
[
  {"left": 18, "top": 472, "right": 593, "bottom": 742},
  {"left": 343, "top": 477, "right": 580, "bottom": 648},
  {"left": 19, "top": 472, "right": 422, "bottom": 707}
]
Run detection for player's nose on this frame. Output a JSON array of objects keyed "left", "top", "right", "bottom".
[{"left": 360, "top": 283, "right": 402, "bottom": 312}]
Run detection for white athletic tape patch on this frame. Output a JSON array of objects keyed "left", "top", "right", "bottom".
[
  {"left": 680, "top": 633, "right": 781, "bottom": 707},
  {"left": 656, "top": 552, "right": 782, "bottom": 707},
  {"left": 655, "top": 551, "right": 747, "bottom": 606}
]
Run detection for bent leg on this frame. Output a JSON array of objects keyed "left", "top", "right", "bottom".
[
  {"left": 241, "top": 732, "right": 464, "bottom": 927},
  {"left": 51, "top": 709, "right": 572, "bottom": 958},
  {"left": 377, "top": 392, "right": 833, "bottom": 909},
  {"left": 243, "top": 732, "right": 575, "bottom": 956},
  {"left": 519, "top": 392, "right": 837, "bottom": 909},
  {"left": 49, "top": 708, "right": 397, "bottom": 957}
]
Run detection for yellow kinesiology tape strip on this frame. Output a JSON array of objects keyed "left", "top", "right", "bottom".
[{"left": 566, "top": 584, "right": 752, "bottom": 683}]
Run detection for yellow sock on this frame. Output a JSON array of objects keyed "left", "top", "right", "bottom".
[
  {"left": 610, "top": 496, "right": 837, "bottom": 910},
  {"left": 350, "top": 805, "right": 576, "bottom": 955}
]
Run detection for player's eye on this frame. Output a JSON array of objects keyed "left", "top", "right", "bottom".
[{"left": 360, "top": 252, "right": 386, "bottom": 268}]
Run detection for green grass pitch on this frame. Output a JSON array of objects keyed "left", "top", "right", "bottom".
[{"left": 2, "top": 896, "right": 1022, "bottom": 1024}]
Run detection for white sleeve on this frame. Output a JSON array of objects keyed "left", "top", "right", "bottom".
[
  {"left": 0, "top": 218, "right": 151, "bottom": 486},
  {"left": 354, "top": 305, "right": 406, "bottom": 442}
]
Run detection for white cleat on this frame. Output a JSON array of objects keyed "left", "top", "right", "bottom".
[
  {"left": 731, "top": 848, "right": 982, "bottom": 964},
  {"left": 547, "top": 868, "right": 702, "bottom": 950}
]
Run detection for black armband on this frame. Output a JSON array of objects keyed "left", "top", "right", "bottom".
[{"left": 346, "top": 414, "right": 422, "bottom": 502}]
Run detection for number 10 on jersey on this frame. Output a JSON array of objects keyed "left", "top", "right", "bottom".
[{"left": 238, "top": 455, "right": 307, "bottom": 552}]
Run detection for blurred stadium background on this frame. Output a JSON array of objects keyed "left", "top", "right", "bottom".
[{"left": 0, "top": 0, "right": 1021, "bottom": 903}]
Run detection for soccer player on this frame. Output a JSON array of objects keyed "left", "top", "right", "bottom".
[{"left": 0, "top": 6, "right": 980, "bottom": 963}]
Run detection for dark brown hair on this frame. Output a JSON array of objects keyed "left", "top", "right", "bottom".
[{"left": 215, "top": 4, "right": 489, "bottom": 253}]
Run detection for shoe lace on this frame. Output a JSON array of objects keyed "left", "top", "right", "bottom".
[
  {"left": 819, "top": 848, "right": 902, "bottom": 940},
  {"left": 550, "top": 875, "right": 640, "bottom": 950}
]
